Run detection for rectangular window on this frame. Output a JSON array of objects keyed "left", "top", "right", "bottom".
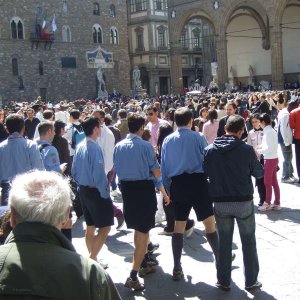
[
  {"left": 131, "top": 0, "right": 147, "bottom": 13},
  {"left": 158, "top": 31, "right": 166, "bottom": 49},
  {"left": 137, "top": 33, "right": 144, "bottom": 50},
  {"left": 192, "top": 36, "right": 200, "bottom": 50},
  {"left": 61, "top": 57, "right": 77, "bottom": 68},
  {"left": 155, "top": 0, "right": 164, "bottom": 10},
  {"left": 181, "top": 32, "right": 188, "bottom": 49}
]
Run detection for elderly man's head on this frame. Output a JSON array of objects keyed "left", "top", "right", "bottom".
[{"left": 9, "top": 171, "right": 72, "bottom": 228}]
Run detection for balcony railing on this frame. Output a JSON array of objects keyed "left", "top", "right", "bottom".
[
  {"left": 30, "top": 32, "right": 55, "bottom": 49},
  {"left": 30, "top": 32, "right": 55, "bottom": 41}
]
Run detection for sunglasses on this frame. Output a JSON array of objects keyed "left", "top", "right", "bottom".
[{"left": 146, "top": 112, "right": 154, "bottom": 116}]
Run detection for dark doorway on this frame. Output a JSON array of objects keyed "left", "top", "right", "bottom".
[
  {"left": 40, "top": 88, "right": 47, "bottom": 101},
  {"left": 140, "top": 67, "right": 149, "bottom": 93},
  {"left": 182, "top": 76, "right": 188, "bottom": 88},
  {"left": 159, "top": 77, "right": 168, "bottom": 95}
]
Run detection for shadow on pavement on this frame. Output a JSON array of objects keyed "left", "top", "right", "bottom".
[
  {"left": 257, "top": 207, "right": 300, "bottom": 224},
  {"left": 106, "top": 230, "right": 135, "bottom": 263},
  {"left": 72, "top": 217, "right": 85, "bottom": 238},
  {"left": 115, "top": 271, "right": 278, "bottom": 300}
]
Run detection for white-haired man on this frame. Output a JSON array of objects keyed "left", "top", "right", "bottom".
[{"left": 0, "top": 171, "right": 121, "bottom": 300}]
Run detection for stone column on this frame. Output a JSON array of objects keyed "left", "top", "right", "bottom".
[
  {"left": 216, "top": 35, "right": 228, "bottom": 91},
  {"left": 169, "top": 45, "right": 182, "bottom": 95},
  {"left": 270, "top": 27, "right": 284, "bottom": 90}
]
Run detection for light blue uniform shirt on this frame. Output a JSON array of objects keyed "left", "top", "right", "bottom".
[
  {"left": 0, "top": 133, "right": 44, "bottom": 182},
  {"left": 72, "top": 138, "right": 109, "bottom": 199},
  {"left": 161, "top": 127, "right": 208, "bottom": 193},
  {"left": 113, "top": 134, "right": 160, "bottom": 182},
  {"left": 37, "top": 140, "right": 61, "bottom": 173}
]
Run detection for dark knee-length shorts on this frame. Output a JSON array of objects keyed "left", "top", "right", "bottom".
[
  {"left": 79, "top": 186, "right": 114, "bottom": 228},
  {"left": 120, "top": 180, "right": 157, "bottom": 233},
  {"left": 170, "top": 173, "right": 213, "bottom": 222}
]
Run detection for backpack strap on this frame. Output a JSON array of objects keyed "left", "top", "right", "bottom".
[{"left": 38, "top": 143, "right": 50, "bottom": 153}]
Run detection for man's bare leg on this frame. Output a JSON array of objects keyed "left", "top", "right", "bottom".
[
  {"left": 85, "top": 225, "right": 96, "bottom": 254},
  {"left": 132, "top": 230, "right": 149, "bottom": 271},
  {"left": 89, "top": 226, "right": 111, "bottom": 261}
]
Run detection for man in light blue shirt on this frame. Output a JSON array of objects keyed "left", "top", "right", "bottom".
[
  {"left": 114, "top": 113, "right": 161, "bottom": 291},
  {"left": 0, "top": 114, "right": 44, "bottom": 205},
  {"left": 37, "top": 121, "right": 67, "bottom": 173},
  {"left": 161, "top": 107, "right": 219, "bottom": 281},
  {"left": 72, "top": 117, "right": 113, "bottom": 263}
]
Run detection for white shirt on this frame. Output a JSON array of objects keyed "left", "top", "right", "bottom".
[
  {"left": 261, "top": 125, "right": 278, "bottom": 159},
  {"left": 278, "top": 108, "right": 293, "bottom": 146},
  {"left": 96, "top": 124, "right": 115, "bottom": 175},
  {"left": 36, "top": 111, "right": 44, "bottom": 122},
  {"left": 55, "top": 111, "right": 70, "bottom": 123}
]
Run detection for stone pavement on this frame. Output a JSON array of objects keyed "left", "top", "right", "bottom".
[{"left": 72, "top": 154, "right": 300, "bottom": 300}]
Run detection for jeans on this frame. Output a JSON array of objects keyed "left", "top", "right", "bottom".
[
  {"left": 214, "top": 201, "right": 259, "bottom": 287},
  {"left": 0, "top": 181, "right": 11, "bottom": 206},
  {"left": 280, "top": 143, "right": 294, "bottom": 178}
]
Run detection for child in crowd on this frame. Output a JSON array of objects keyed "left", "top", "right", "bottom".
[{"left": 247, "top": 114, "right": 266, "bottom": 206}]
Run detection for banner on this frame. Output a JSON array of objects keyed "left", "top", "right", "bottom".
[{"left": 86, "top": 47, "right": 114, "bottom": 69}]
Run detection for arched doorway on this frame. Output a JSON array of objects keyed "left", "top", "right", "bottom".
[
  {"left": 282, "top": 3, "right": 300, "bottom": 88},
  {"left": 226, "top": 7, "right": 271, "bottom": 90}
]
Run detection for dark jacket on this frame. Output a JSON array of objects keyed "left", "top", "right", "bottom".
[
  {"left": 217, "top": 115, "right": 228, "bottom": 137},
  {"left": 52, "top": 135, "right": 72, "bottom": 175},
  {"left": 0, "top": 222, "right": 121, "bottom": 300},
  {"left": 204, "top": 135, "right": 263, "bottom": 202}
]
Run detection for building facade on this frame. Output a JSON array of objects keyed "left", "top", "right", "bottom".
[
  {"left": 127, "top": 0, "right": 217, "bottom": 95},
  {"left": 167, "top": 0, "right": 300, "bottom": 93},
  {"left": 0, "top": 0, "right": 131, "bottom": 104}
]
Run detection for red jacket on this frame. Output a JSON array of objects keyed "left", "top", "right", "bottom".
[{"left": 289, "top": 107, "right": 300, "bottom": 139}]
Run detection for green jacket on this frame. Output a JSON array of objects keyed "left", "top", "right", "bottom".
[{"left": 0, "top": 222, "right": 121, "bottom": 300}]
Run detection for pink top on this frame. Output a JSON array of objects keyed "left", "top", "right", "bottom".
[{"left": 203, "top": 120, "right": 219, "bottom": 144}]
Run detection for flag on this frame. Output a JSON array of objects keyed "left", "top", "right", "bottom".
[
  {"left": 34, "top": 8, "right": 38, "bottom": 33},
  {"left": 51, "top": 14, "right": 57, "bottom": 32},
  {"left": 42, "top": 11, "right": 47, "bottom": 29}
]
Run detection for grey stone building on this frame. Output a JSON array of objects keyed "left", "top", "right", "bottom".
[
  {"left": 0, "top": 0, "right": 131, "bottom": 104},
  {"left": 127, "top": 0, "right": 219, "bottom": 95}
]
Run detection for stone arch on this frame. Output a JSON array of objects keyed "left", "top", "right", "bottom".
[
  {"left": 279, "top": 1, "right": 300, "bottom": 82},
  {"left": 220, "top": 1, "right": 270, "bottom": 50},
  {"left": 170, "top": 9, "right": 216, "bottom": 47},
  {"left": 274, "top": 0, "right": 300, "bottom": 25}
]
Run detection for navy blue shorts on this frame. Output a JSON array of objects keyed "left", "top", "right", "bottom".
[
  {"left": 79, "top": 186, "right": 114, "bottom": 228},
  {"left": 171, "top": 173, "right": 213, "bottom": 221},
  {"left": 120, "top": 180, "right": 157, "bottom": 233}
]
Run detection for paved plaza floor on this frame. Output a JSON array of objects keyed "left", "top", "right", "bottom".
[{"left": 72, "top": 153, "right": 300, "bottom": 300}]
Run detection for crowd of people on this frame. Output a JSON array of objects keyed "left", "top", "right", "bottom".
[{"left": 0, "top": 88, "right": 300, "bottom": 297}]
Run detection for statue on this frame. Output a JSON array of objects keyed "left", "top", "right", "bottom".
[
  {"left": 97, "top": 67, "right": 108, "bottom": 99},
  {"left": 229, "top": 66, "right": 236, "bottom": 79},
  {"left": 248, "top": 65, "right": 255, "bottom": 85},
  {"left": 97, "top": 67, "right": 106, "bottom": 91},
  {"left": 194, "top": 63, "right": 202, "bottom": 81},
  {"left": 209, "top": 77, "right": 219, "bottom": 92},
  {"left": 133, "top": 66, "right": 142, "bottom": 91},
  {"left": 194, "top": 79, "right": 201, "bottom": 91}
]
